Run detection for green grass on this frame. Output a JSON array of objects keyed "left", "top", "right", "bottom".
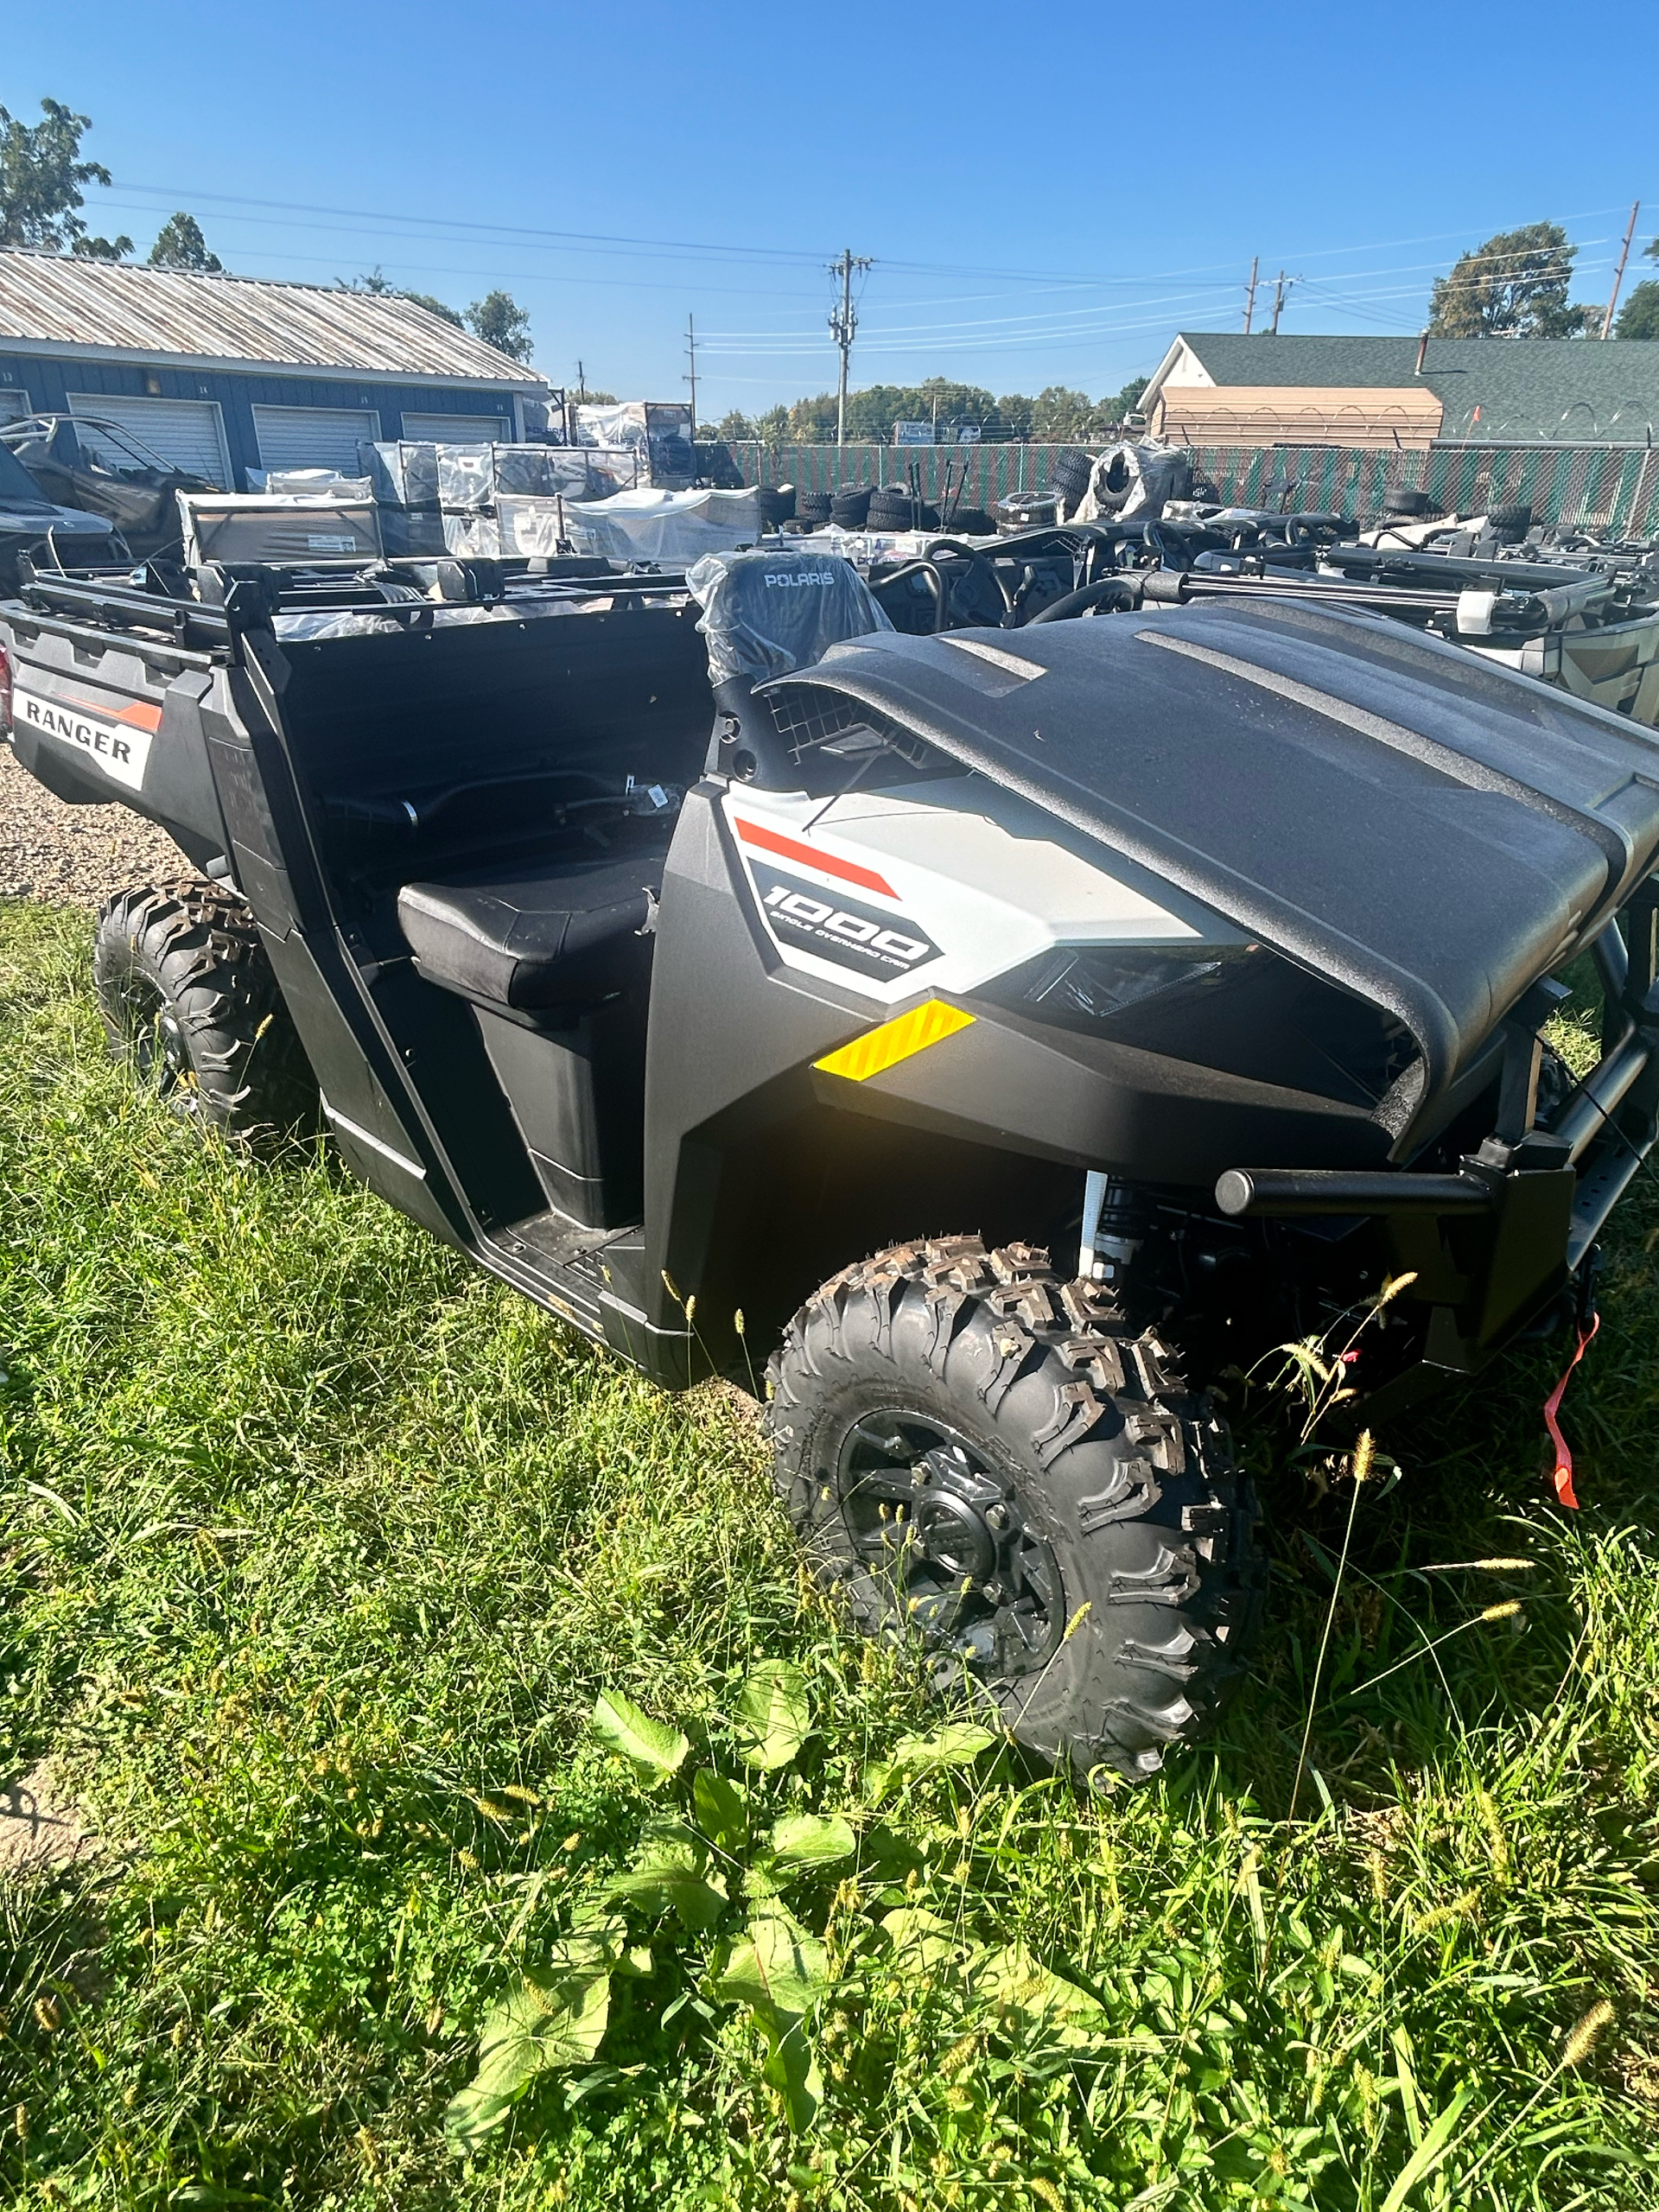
[{"left": 1, "top": 894, "right": 1656, "bottom": 2211}]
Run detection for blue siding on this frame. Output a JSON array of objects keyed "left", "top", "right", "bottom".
[{"left": 0, "top": 352, "right": 521, "bottom": 485}]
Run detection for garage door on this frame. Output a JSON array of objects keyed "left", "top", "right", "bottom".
[
  {"left": 400, "top": 410, "right": 512, "bottom": 445},
  {"left": 68, "top": 394, "right": 231, "bottom": 486},
  {"left": 252, "top": 404, "right": 381, "bottom": 473}
]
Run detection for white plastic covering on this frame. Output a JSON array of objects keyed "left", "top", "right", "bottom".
[
  {"left": 441, "top": 510, "right": 501, "bottom": 557},
  {"left": 272, "top": 604, "right": 531, "bottom": 640},
  {"left": 684, "top": 547, "right": 893, "bottom": 686},
  {"left": 574, "top": 400, "right": 690, "bottom": 452},
  {"left": 575, "top": 402, "right": 694, "bottom": 486},
  {"left": 497, "top": 495, "right": 567, "bottom": 557},
  {"left": 250, "top": 468, "right": 373, "bottom": 499},
  {"left": 435, "top": 444, "right": 494, "bottom": 512},
  {"left": 360, "top": 442, "right": 440, "bottom": 507},
  {"left": 1077, "top": 440, "right": 1194, "bottom": 523},
  {"left": 561, "top": 486, "right": 761, "bottom": 564},
  {"left": 583, "top": 446, "right": 645, "bottom": 497}
]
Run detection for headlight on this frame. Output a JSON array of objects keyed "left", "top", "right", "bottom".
[
  {"left": 981, "top": 939, "right": 1417, "bottom": 1115},
  {"left": 1010, "top": 942, "right": 1251, "bottom": 1027}
]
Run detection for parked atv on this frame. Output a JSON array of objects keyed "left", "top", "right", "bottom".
[
  {"left": 0, "top": 413, "right": 212, "bottom": 566},
  {"left": 0, "top": 423, "right": 119, "bottom": 591},
  {"left": 5, "top": 543, "right": 1658, "bottom": 1782}
]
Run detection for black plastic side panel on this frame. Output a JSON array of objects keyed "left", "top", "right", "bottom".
[
  {"left": 475, "top": 1003, "right": 647, "bottom": 1229},
  {"left": 0, "top": 617, "right": 231, "bottom": 869},
  {"left": 836, "top": 1002, "right": 1390, "bottom": 1185},
  {"left": 256, "top": 925, "right": 463, "bottom": 1245}
]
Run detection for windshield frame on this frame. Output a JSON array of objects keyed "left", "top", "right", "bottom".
[{"left": 0, "top": 434, "right": 55, "bottom": 513}]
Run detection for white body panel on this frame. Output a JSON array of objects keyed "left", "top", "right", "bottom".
[
  {"left": 14, "top": 685, "right": 155, "bottom": 793},
  {"left": 722, "top": 778, "right": 1240, "bottom": 1006}
]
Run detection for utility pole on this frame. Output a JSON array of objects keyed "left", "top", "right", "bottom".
[
  {"left": 829, "top": 248, "right": 874, "bottom": 448},
  {"left": 683, "top": 315, "right": 698, "bottom": 442},
  {"left": 1243, "top": 256, "right": 1259, "bottom": 334},
  {"left": 1269, "top": 270, "right": 1290, "bottom": 335},
  {"left": 1602, "top": 200, "right": 1641, "bottom": 339}
]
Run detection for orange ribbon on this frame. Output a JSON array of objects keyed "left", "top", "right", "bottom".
[{"left": 1542, "top": 1313, "right": 1599, "bottom": 1510}]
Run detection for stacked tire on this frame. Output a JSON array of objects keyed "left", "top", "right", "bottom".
[
  {"left": 830, "top": 485, "right": 876, "bottom": 530},
  {"left": 996, "top": 492, "right": 1059, "bottom": 533},
  {"left": 867, "top": 487, "right": 914, "bottom": 532},
  {"left": 1048, "top": 448, "right": 1094, "bottom": 518},
  {"left": 794, "top": 489, "right": 831, "bottom": 531},
  {"left": 758, "top": 483, "right": 797, "bottom": 530}
]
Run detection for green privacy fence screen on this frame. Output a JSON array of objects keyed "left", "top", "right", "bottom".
[{"left": 729, "top": 442, "right": 1659, "bottom": 537}]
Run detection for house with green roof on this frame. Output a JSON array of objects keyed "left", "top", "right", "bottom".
[{"left": 1141, "top": 334, "right": 1659, "bottom": 448}]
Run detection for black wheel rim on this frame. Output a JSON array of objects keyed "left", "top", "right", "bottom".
[
  {"left": 835, "top": 1409, "right": 1064, "bottom": 1680},
  {"left": 116, "top": 972, "right": 188, "bottom": 1096}
]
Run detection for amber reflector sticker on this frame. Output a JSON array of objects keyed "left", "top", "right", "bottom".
[{"left": 814, "top": 999, "right": 976, "bottom": 1083}]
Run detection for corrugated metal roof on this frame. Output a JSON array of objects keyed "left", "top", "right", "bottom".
[
  {"left": 1158, "top": 334, "right": 1659, "bottom": 444},
  {"left": 0, "top": 250, "right": 545, "bottom": 388}
]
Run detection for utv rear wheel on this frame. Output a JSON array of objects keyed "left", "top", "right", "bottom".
[
  {"left": 768, "top": 1236, "right": 1265, "bottom": 1782},
  {"left": 92, "top": 879, "right": 317, "bottom": 1140}
]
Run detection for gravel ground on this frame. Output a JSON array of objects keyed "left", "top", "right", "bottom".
[{"left": 0, "top": 745, "right": 187, "bottom": 909}]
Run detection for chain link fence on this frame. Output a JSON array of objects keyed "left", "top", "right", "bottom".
[{"left": 732, "top": 442, "right": 1659, "bottom": 537}]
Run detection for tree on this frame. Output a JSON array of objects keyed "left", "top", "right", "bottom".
[
  {"left": 70, "top": 232, "right": 133, "bottom": 262},
  {"left": 466, "top": 289, "right": 533, "bottom": 364},
  {"left": 340, "top": 268, "right": 464, "bottom": 328},
  {"left": 1427, "top": 223, "right": 1597, "bottom": 339},
  {"left": 0, "top": 95, "right": 130, "bottom": 256},
  {"left": 710, "top": 409, "right": 757, "bottom": 442},
  {"left": 148, "top": 212, "right": 221, "bottom": 272},
  {"left": 1105, "top": 372, "right": 1149, "bottom": 422},
  {"left": 754, "top": 404, "right": 789, "bottom": 444},
  {"left": 787, "top": 391, "right": 839, "bottom": 442},
  {"left": 1615, "top": 238, "right": 1659, "bottom": 341}
]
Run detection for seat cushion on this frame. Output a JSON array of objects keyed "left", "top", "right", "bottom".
[{"left": 397, "top": 853, "right": 662, "bottom": 1012}]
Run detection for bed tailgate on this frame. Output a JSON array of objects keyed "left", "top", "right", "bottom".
[{"left": 1, "top": 608, "right": 232, "bottom": 866}]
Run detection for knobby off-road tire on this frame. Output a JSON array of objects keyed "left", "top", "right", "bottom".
[
  {"left": 92, "top": 879, "right": 318, "bottom": 1141},
  {"left": 768, "top": 1236, "right": 1265, "bottom": 1782}
]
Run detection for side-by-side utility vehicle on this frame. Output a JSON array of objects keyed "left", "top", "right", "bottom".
[{"left": 5, "top": 544, "right": 1659, "bottom": 1779}]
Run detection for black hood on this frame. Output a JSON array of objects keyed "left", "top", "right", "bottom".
[{"left": 760, "top": 598, "right": 1659, "bottom": 1116}]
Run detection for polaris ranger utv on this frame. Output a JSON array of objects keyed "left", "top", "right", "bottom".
[{"left": 4, "top": 545, "right": 1659, "bottom": 1781}]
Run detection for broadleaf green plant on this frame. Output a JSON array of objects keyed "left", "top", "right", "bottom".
[
  {"left": 733, "top": 1657, "right": 811, "bottom": 1769},
  {"left": 444, "top": 1671, "right": 1005, "bottom": 2144}
]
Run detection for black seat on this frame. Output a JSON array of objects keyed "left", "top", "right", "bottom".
[{"left": 397, "top": 852, "right": 662, "bottom": 1014}]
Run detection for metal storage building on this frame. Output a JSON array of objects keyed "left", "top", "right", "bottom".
[{"left": 0, "top": 250, "right": 549, "bottom": 488}]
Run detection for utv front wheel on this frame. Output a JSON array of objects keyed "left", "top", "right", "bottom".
[
  {"left": 92, "top": 879, "right": 317, "bottom": 1140},
  {"left": 767, "top": 1236, "right": 1265, "bottom": 1782}
]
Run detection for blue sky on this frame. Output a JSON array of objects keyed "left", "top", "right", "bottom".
[{"left": 6, "top": 1, "right": 1657, "bottom": 416}]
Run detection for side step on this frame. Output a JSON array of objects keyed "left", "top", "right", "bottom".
[{"left": 479, "top": 1210, "right": 697, "bottom": 1388}]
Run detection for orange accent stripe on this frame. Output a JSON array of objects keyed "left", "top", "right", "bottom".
[
  {"left": 814, "top": 1000, "right": 976, "bottom": 1083},
  {"left": 734, "top": 816, "right": 896, "bottom": 899},
  {"left": 55, "top": 691, "right": 163, "bottom": 733}
]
